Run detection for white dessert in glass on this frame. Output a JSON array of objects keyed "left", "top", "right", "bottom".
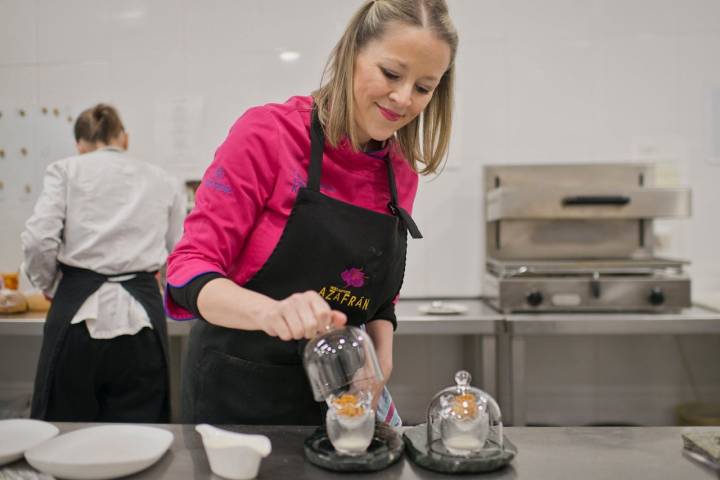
[
  {"left": 440, "top": 392, "right": 489, "bottom": 455},
  {"left": 326, "top": 392, "right": 375, "bottom": 456}
]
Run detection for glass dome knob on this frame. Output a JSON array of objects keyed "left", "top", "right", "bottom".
[{"left": 455, "top": 370, "right": 471, "bottom": 388}]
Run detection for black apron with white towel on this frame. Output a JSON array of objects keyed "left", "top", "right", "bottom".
[{"left": 31, "top": 263, "right": 170, "bottom": 422}]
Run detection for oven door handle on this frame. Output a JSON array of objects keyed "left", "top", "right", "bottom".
[{"left": 561, "top": 195, "right": 631, "bottom": 206}]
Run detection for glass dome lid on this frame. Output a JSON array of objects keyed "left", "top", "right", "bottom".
[
  {"left": 303, "top": 325, "right": 383, "bottom": 402},
  {"left": 426, "top": 370, "right": 504, "bottom": 457}
]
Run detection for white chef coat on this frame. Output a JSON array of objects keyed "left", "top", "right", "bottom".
[{"left": 21, "top": 146, "right": 185, "bottom": 339}]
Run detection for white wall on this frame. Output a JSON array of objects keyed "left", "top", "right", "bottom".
[
  {"left": 2, "top": 0, "right": 719, "bottom": 297},
  {"left": 1, "top": 0, "right": 719, "bottom": 425},
  {"left": 1, "top": 0, "right": 720, "bottom": 297}
]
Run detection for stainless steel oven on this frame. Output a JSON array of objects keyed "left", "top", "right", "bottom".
[{"left": 483, "top": 163, "right": 691, "bottom": 312}]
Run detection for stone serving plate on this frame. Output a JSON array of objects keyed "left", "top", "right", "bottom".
[
  {"left": 402, "top": 424, "right": 517, "bottom": 474},
  {"left": 304, "top": 422, "right": 404, "bottom": 472}
]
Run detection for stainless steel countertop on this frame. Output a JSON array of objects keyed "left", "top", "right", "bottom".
[
  {"left": 394, "top": 299, "right": 503, "bottom": 335},
  {"left": 1, "top": 424, "right": 717, "bottom": 479},
  {"left": 0, "top": 299, "right": 505, "bottom": 337},
  {"left": 2, "top": 299, "right": 720, "bottom": 336}
]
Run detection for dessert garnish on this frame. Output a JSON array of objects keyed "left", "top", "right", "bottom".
[
  {"left": 333, "top": 393, "right": 365, "bottom": 417},
  {"left": 451, "top": 393, "right": 478, "bottom": 420}
]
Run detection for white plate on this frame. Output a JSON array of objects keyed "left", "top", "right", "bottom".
[
  {"left": 417, "top": 301, "right": 469, "bottom": 315},
  {"left": 25, "top": 424, "right": 173, "bottom": 480},
  {"left": 0, "top": 419, "right": 59, "bottom": 466}
]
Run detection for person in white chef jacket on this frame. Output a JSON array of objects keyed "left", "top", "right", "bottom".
[{"left": 21, "top": 104, "right": 185, "bottom": 422}]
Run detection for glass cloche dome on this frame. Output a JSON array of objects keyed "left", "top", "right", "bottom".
[
  {"left": 426, "top": 370, "right": 503, "bottom": 457},
  {"left": 303, "top": 326, "right": 384, "bottom": 455},
  {"left": 303, "top": 325, "right": 384, "bottom": 401}
]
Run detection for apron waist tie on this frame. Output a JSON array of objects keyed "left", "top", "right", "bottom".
[{"left": 59, "top": 263, "right": 158, "bottom": 282}]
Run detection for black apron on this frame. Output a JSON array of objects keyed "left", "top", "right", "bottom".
[
  {"left": 31, "top": 263, "right": 170, "bottom": 421},
  {"left": 182, "top": 108, "right": 422, "bottom": 425}
]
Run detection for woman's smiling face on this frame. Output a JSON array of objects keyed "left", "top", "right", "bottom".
[{"left": 352, "top": 22, "right": 452, "bottom": 147}]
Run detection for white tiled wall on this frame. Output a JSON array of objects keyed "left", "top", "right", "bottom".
[
  {"left": 2, "top": 0, "right": 719, "bottom": 295},
  {"left": 1, "top": 0, "right": 719, "bottom": 425}
]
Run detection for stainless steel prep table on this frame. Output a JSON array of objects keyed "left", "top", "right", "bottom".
[
  {"left": 0, "top": 299, "right": 503, "bottom": 421},
  {"left": 4, "top": 302, "right": 720, "bottom": 426},
  {"left": 2, "top": 423, "right": 717, "bottom": 479},
  {"left": 395, "top": 299, "right": 504, "bottom": 400},
  {"left": 501, "top": 306, "right": 720, "bottom": 426}
]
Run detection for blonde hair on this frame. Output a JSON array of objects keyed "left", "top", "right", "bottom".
[{"left": 312, "top": 0, "right": 458, "bottom": 175}]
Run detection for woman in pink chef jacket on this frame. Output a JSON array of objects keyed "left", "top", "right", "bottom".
[{"left": 166, "top": 0, "right": 459, "bottom": 425}]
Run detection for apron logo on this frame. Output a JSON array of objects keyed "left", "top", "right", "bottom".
[
  {"left": 341, "top": 267, "right": 366, "bottom": 288},
  {"left": 318, "top": 268, "right": 370, "bottom": 311},
  {"left": 318, "top": 286, "right": 370, "bottom": 311}
]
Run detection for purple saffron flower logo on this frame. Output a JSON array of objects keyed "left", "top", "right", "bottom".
[
  {"left": 341, "top": 268, "right": 367, "bottom": 288},
  {"left": 205, "top": 165, "right": 233, "bottom": 194}
]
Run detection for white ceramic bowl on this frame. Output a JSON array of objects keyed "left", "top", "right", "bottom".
[
  {"left": 0, "top": 419, "right": 59, "bottom": 466},
  {"left": 25, "top": 425, "right": 173, "bottom": 479}
]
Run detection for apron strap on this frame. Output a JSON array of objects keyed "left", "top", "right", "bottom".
[
  {"left": 385, "top": 156, "right": 423, "bottom": 239},
  {"left": 308, "top": 105, "right": 422, "bottom": 239},
  {"left": 307, "top": 108, "right": 324, "bottom": 192}
]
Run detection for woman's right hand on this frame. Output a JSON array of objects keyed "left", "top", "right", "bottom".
[{"left": 260, "top": 290, "right": 347, "bottom": 341}]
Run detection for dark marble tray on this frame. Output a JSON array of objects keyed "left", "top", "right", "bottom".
[
  {"left": 402, "top": 424, "right": 517, "bottom": 474},
  {"left": 304, "top": 422, "right": 404, "bottom": 472}
]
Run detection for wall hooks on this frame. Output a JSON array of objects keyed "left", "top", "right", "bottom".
[
  {"left": 52, "top": 108, "right": 59, "bottom": 117},
  {"left": 18, "top": 109, "right": 26, "bottom": 117},
  {"left": 0, "top": 149, "right": 5, "bottom": 159},
  {"left": 20, "top": 147, "right": 28, "bottom": 156},
  {"left": 41, "top": 107, "right": 48, "bottom": 115}
]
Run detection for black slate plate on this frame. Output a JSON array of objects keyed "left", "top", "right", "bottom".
[
  {"left": 304, "top": 422, "right": 404, "bottom": 472},
  {"left": 402, "top": 423, "right": 517, "bottom": 474}
]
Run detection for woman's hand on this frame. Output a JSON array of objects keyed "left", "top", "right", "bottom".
[{"left": 260, "top": 291, "right": 347, "bottom": 341}]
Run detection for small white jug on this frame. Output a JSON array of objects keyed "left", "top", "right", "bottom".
[{"left": 195, "top": 424, "right": 271, "bottom": 480}]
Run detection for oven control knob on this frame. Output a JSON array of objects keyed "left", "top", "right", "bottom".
[
  {"left": 648, "top": 287, "right": 665, "bottom": 306},
  {"left": 526, "top": 290, "right": 544, "bottom": 307}
]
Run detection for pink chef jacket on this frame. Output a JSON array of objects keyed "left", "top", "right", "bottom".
[{"left": 166, "top": 96, "right": 419, "bottom": 320}]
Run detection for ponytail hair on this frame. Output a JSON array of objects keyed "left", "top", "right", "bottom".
[{"left": 73, "top": 103, "right": 125, "bottom": 145}]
